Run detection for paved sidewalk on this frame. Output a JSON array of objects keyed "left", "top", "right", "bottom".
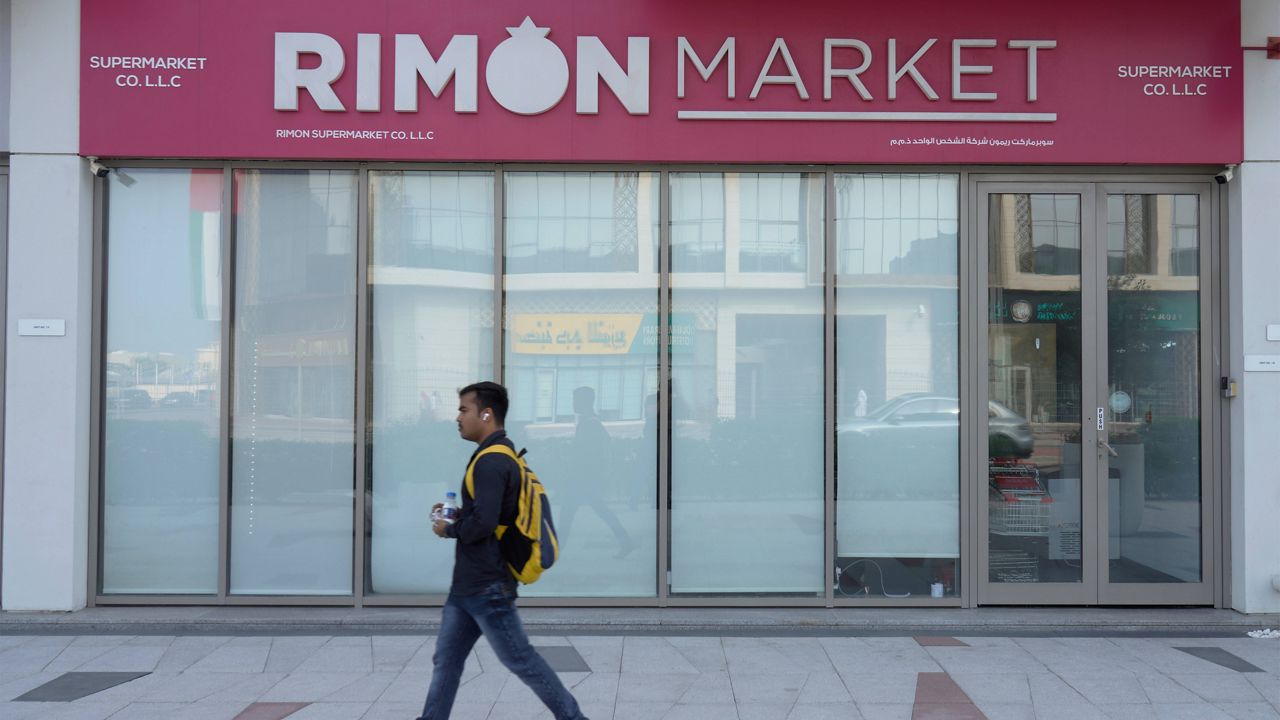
[
  {"left": 3, "top": 606, "right": 1277, "bottom": 637},
  {"left": 1, "top": 629, "right": 1277, "bottom": 719}
]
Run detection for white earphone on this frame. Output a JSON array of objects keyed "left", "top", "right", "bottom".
[{"left": 481, "top": 412, "right": 490, "bottom": 420}]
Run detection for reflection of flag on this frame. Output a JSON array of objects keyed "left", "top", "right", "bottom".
[{"left": 189, "top": 170, "right": 222, "bottom": 320}]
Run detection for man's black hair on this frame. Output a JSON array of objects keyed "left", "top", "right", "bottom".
[{"left": 459, "top": 381, "right": 509, "bottom": 424}]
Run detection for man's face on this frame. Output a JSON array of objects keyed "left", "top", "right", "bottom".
[{"left": 456, "top": 392, "right": 486, "bottom": 442}]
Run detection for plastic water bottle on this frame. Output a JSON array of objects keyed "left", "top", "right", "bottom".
[{"left": 440, "top": 492, "right": 459, "bottom": 523}]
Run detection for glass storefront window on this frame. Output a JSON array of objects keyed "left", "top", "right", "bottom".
[
  {"left": 669, "top": 172, "right": 825, "bottom": 596},
  {"left": 504, "top": 171, "right": 659, "bottom": 597},
  {"left": 988, "top": 193, "right": 1084, "bottom": 586},
  {"left": 835, "top": 173, "right": 961, "bottom": 598},
  {"left": 1105, "top": 194, "right": 1202, "bottom": 584},
  {"left": 229, "top": 169, "right": 358, "bottom": 595},
  {"left": 367, "top": 171, "right": 495, "bottom": 594},
  {"left": 102, "top": 169, "right": 223, "bottom": 594}
]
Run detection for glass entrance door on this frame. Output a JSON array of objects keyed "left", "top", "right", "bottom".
[{"left": 978, "top": 182, "right": 1213, "bottom": 605}]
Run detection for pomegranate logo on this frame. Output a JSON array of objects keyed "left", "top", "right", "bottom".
[{"left": 486, "top": 17, "right": 569, "bottom": 115}]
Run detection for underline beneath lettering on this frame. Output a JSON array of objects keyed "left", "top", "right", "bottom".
[{"left": 676, "top": 110, "right": 1058, "bottom": 122}]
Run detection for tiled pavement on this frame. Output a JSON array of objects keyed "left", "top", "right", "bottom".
[{"left": 1, "top": 632, "right": 1277, "bottom": 719}]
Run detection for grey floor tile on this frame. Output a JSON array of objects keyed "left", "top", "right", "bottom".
[
  {"left": 295, "top": 638, "right": 373, "bottom": 674},
  {"left": 727, "top": 702, "right": 790, "bottom": 720},
  {"left": 265, "top": 637, "right": 331, "bottom": 674},
  {"left": 188, "top": 639, "right": 271, "bottom": 674},
  {"left": 457, "top": 670, "right": 511, "bottom": 704},
  {"left": 1176, "top": 647, "right": 1268, "bottom": 673},
  {"left": 852, "top": 703, "right": 912, "bottom": 720},
  {"left": 949, "top": 672, "right": 1032, "bottom": 705},
  {"left": 75, "top": 644, "right": 169, "bottom": 672},
  {"left": 1246, "top": 674, "right": 1280, "bottom": 705},
  {"left": 0, "top": 670, "right": 64, "bottom": 701},
  {"left": 620, "top": 637, "right": 700, "bottom": 674},
  {"left": 18, "top": 698, "right": 133, "bottom": 720},
  {"left": 484, "top": 700, "right": 553, "bottom": 719},
  {"left": 568, "top": 636, "right": 625, "bottom": 674},
  {"left": 612, "top": 702, "right": 675, "bottom": 720},
  {"left": 370, "top": 636, "right": 427, "bottom": 673},
  {"left": 154, "top": 636, "right": 235, "bottom": 673},
  {"left": 137, "top": 671, "right": 247, "bottom": 702},
  {"left": 616, "top": 672, "right": 698, "bottom": 703},
  {"left": 42, "top": 645, "right": 118, "bottom": 674},
  {"left": 794, "top": 671, "right": 853, "bottom": 704},
  {"left": 1147, "top": 704, "right": 1235, "bottom": 719},
  {"left": 357, "top": 701, "right": 422, "bottom": 720},
  {"left": 107, "top": 701, "right": 200, "bottom": 720},
  {"left": 1096, "top": 704, "right": 1159, "bottom": 720},
  {"left": 13, "top": 671, "right": 149, "bottom": 702},
  {"left": 200, "top": 672, "right": 291, "bottom": 705},
  {"left": 1169, "top": 672, "right": 1267, "bottom": 703},
  {"left": 1137, "top": 672, "right": 1205, "bottom": 703},
  {"left": 321, "top": 671, "right": 395, "bottom": 703},
  {"left": 1220, "top": 703, "right": 1280, "bottom": 720},
  {"left": 259, "top": 673, "right": 371, "bottom": 703},
  {"left": 663, "top": 637, "right": 727, "bottom": 672},
  {"left": 786, "top": 704, "right": 865, "bottom": 720},
  {"left": 563, "top": 672, "right": 619, "bottom": 705},
  {"left": 1058, "top": 671, "right": 1150, "bottom": 704},
  {"left": 284, "top": 702, "right": 372, "bottom": 720},
  {"left": 729, "top": 672, "right": 808, "bottom": 705},
  {"left": 839, "top": 672, "right": 918, "bottom": 705},
  {"left": 975, "top": 704, "right": 1036, "bottom": 720},
  {"left": 724, "top": 637, "right": 834, "bottom": 674}
]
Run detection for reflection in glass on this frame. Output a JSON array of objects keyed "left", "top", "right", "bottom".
[
  {"left": 835, "top": 174, "right": 960, "bottom": 598},
  {"left": 988, "top": 194, "right": 1083, "bottom": 584},
  {"left": 670, "top": 173, "right": 824, "bottom": 595},
  {"left": 367, "top": 172, "right": 494, "bottom": 594},
  {"left": 504, "top": 171, "right": 659, "bottom": 597},
  {"left": 230, "top": 170, "right": 357, "bottom": 595},
  {"left": 1106, "top": 194, "right": 1201, "bottom": 583},
  {"left": 102, "top": 169, "right": 222, "bottom": 593}
]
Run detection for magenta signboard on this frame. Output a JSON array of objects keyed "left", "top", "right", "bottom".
[{"left": 80, "top": 0, "right": 1243, "bottom": 164}]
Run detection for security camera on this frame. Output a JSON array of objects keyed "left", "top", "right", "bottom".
[
  {"left": 1215, "top": 165, "right": 1235, "bottom": 185},
  {"left": 87, "top": 157, "right": 110, "bottom": 179}
]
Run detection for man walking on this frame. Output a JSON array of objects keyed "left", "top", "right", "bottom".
[{"left": 417, "top": 381, "right": 588, "bottom": 720}]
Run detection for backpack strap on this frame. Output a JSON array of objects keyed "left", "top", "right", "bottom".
[
  {"left": 463, "top": 444, "right": 523, "bottom": 540},
  {"left": 464, "top": 444, "right": 520, "bottom": 499}
]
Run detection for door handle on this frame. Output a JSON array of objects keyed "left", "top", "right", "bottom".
[{"left": 1098, "top": 439, "right": 1119, "bottom": 458}]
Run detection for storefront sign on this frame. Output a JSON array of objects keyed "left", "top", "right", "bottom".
[
  {"left": 512, "top": 313, "right": 692, "bottom": 355},
  {"left": 80, "top": 0, "right": 1241, "bottom": 163}
]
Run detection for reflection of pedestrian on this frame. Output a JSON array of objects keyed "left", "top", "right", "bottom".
[
  {"left": 560, "top": 386, "right": 635, "bottom": 558},
  {"left": 420, "top": 381, "right": 586, "bottom": 720},
  {"left": 854, "top": 388, "right": 868, "bottom": 417}
]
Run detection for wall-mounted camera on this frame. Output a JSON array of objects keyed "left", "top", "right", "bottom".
[
  {"left": 1215, "top": 164, "right": 1235, "bottom": 185},
  {"left": 87, "top": 157, "right": 110, "bottom": 178}
]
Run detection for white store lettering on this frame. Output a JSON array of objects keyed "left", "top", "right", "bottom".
[{"left": 273, "top": 19, "right": 1061, "bottom": 115}]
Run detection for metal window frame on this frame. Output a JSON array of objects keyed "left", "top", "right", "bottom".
[{"left": 86, "top": 160, "right": 1228, "bottom": 609}]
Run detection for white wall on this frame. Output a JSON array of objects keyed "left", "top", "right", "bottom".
[
  {"left": 2, "top": 0, "right": 92, "bottom": 610},
  {"left": 0, "top": 1, "right": 11, "bottom": 152},
  {"left": 1230, "top": 0, "right": 1280, "bottom": 614}
]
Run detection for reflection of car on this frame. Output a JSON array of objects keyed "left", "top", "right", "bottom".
[
  {"left": 121, "top": 389, "right": 152, "bottom": 409},
  {"left": 162, "top": 391, "right": 196, "bottom": 407},
  {"left": 839, "top": 394, "right": 1033, "bottom": 458}
]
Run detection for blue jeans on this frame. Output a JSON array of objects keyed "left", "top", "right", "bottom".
[{"left": 417, "top": 582, "right": 587, "bottom": 720}]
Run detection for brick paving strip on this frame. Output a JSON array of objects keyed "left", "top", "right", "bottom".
[
  {"left": 231, "top": 702, "right": 311, "bottom": 720},
  {"left": 912, "top": 672, "right": 988, "bottom": 720}
]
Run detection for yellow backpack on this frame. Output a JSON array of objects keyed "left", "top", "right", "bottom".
[{"left": 464, "top": 445, "right": 559, "bottom": 584}]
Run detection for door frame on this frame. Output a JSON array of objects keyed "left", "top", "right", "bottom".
[{"left": 973, "top": 178, "right": 1217, "bottom": 606}]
